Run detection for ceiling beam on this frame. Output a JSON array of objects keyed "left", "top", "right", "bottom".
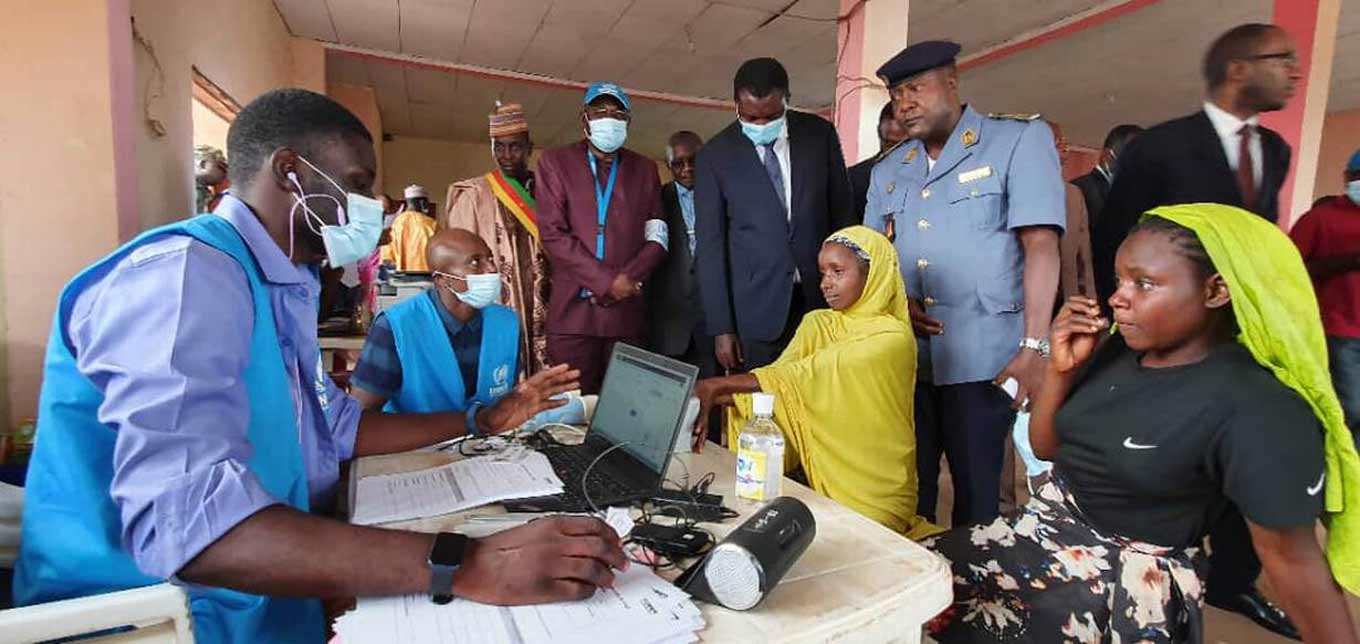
[
  {"left": 322, "top": 41, "right": 833, "bottom": 113},
  {"left": 958, "top": 0, "right": 1164, "bottom": 72}
]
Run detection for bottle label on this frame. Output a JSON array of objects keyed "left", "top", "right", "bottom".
[{"left": 736, "top": 448, "right": 767, "bottom": 501}]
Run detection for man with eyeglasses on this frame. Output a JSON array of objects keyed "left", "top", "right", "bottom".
[
  {"left": 536, "top": 82, "right": 669, "bottom": 394},
  {"left": 1091, "top": 23, "right": 1303, "bottom": 640},
  {"left": 446, "top": 101, "right": 551, "bottom": 377}
]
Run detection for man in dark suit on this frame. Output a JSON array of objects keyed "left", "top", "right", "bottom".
[
  {"left": 1092, "top": 24, "right": 1303, "bottom": 640},
  {"left": 695, "top": 57, "right": 855, "bottom": 371},
  {"left": 1070, "top": 123, "right": 1142, "bottom": 231},
  {"left": 649, "top": 131, "right": 716, "bottom": 382},
  {"left": 848, "top": 102, "right": 908, "bottom": 219}
]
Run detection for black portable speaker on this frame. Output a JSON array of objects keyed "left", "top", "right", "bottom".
[{"left": 675, "top": 496, "right": 816, "bottom": 610}]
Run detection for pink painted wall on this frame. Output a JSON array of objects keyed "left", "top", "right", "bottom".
[{"left": 0, "top": 0, "right": 137, "bottom": 427}]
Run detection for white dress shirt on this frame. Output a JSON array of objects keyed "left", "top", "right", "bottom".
[
  {"left": 1202, "top": 101, "right": 1263, "bottom": 189},
  {"left": 753, "top": 120, "right": 793, "bottom": 220}
]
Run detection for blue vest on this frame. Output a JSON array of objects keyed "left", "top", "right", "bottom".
[
  {"left": 381, "top": 295, "right": 519, "bottom": 414},
  {"left": 15, "top": 215, "right": 323, "bottom": 644}
]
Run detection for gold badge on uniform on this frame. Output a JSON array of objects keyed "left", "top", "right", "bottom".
[
  {"left": 961, "top": 129, "right": 978, "bottom": 147},
  {"left": 904, "top": 147, "right": 917, "bottom": 163}
]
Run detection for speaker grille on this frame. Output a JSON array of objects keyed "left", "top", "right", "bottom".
[{"left": 704, "top": 543, "right": 765, "bottom": 610}]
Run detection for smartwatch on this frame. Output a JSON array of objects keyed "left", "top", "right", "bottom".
[{"left": 427, "top": 532, "right": 469, "bottom": 604}]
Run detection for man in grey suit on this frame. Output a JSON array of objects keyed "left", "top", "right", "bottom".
[
  {"left": 649, "top": 131, "right": 716, "bottom": 390},
  {"left": 695, "top": 58, "right": 855, "bottom": 372}
]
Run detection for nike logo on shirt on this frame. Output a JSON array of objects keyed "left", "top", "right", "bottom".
[
  {"left": 1122, "top": 437, "right": 1157, "bottom": 450},
  {"left": 1308, "top": 472, "right": 1326, "bottom": 496}
]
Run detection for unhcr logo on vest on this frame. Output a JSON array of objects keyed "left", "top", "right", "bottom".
[{"left": 490, "top": 363, "right": 512, "bottom": 397}]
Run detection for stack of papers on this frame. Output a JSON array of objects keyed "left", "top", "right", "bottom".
[
  {"left": 333, "top": 565, "right": 705, "bottom": 644},
  {"left": 351, "top": 451, "right": 564, "bottom": 525}
]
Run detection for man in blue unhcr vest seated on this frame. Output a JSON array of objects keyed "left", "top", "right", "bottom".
[
  {"left": 351, "top": 228, "right": 520, "bottom": 413},
  {"left": 14, "top": 88, "right": 628, "bottom": 644}
]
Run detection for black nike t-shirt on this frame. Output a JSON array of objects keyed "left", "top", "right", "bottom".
[{"left": 1053, "top": 336, "right": 1326, "bottom": 547}]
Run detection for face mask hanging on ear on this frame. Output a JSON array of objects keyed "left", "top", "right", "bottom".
[{"left": 287, "top": 155, "right": 383, "bottom": 267}]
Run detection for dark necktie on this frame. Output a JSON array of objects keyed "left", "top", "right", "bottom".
[
  {"left": 762, "top": 142, "right": 787, "bottom": 216},
  {"left": 1237, "top": 125, "right": 1257, "bottom": 210}
]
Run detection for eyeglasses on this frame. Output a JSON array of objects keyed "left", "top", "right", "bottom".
[
  {"left": 1245, "top": 51, "right": 1298, "bottom": 66},
  {"left": 584, "top": 107, "right": 631, "bottom": 122}
]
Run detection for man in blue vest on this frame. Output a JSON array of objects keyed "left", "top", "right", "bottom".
[
  {"left": 351, "top": 229, "right": 520, "bottom": 413},
  {"left": 16, "top": 89, "right": 627, "bottom": 644}
]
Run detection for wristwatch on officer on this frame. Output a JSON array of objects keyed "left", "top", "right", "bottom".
[
  {"left": 1019, "top": 336, "right": 1051, "bottom": 359},
  {"left": 427, "top": 532, "right": 469, "bottom": 604}
]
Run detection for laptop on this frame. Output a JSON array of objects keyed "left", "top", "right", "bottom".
[{"left": 504, "top": 343, "right": 699, "bottom": 513}]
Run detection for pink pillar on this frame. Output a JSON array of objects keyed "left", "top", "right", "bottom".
[
  {"left": 833, "top": 0, "right": 909, "bottom": 164},
  {"left": 1262, "top": 0, "right": 1340, "bottom": 227}
]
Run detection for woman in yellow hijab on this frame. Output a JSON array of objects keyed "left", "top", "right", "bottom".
[{"left": 691, "top": 226, "right": 936, "bottom": 539}]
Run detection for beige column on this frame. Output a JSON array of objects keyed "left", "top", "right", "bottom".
[
  {"left": 291, "top": 38, "right": 328, "bottom": 94},
  {"left": 1263, "top": 0, "right": 1341, "bottom": 226},
  {"left": 0, "top": 0, "right": 139, "bottom": 426},
  {"left": 834, "top": 0, "right": 909, "bottom": 163}
]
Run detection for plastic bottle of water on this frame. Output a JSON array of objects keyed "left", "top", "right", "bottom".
[{"left": 735, "top": 393, "right": 785, "bottom": 508}]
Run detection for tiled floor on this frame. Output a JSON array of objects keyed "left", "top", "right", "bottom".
[{"left": 930, "top": 456, "right": 1360, "bottom": 643}]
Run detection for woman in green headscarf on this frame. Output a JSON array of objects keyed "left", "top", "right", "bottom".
[
  {"left": 691, "top": 225, "right": 937, "bottom": 539},
  {"left": 925, "top": 204, "right": 1360, "bottom": 643}
]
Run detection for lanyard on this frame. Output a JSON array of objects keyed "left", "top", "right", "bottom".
[{"left": 587, "top": 151, "right": 619, "bottom": 260}]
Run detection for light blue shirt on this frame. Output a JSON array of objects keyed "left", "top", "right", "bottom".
[
  {"left": 676, "top": 183, "right": 697, "bottom": 256},
  {"left": 864, "top": 106, "right": 1065, "bottom": 385},
  {"left": 66, "top": 194, "right": 361, "bottom": 578}
]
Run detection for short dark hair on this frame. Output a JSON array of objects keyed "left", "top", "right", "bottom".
[
  {"left": 1202, "top": 23, "right": 1279, "bottom": 89},
  {"left": 733, "top": 58, "right": 790, "bottom": 101},
  {"left": 878, "top": 102, "right": 895, "bottom": 123},
  {"left": 1102, "top": 124, "right": 1143, "bottom": 154},
  {"left": 668, "top": 130, "right": 703, "bottom": 149},
  {"left": 227, "top": 88, "right": 372, "bottom": 187}
]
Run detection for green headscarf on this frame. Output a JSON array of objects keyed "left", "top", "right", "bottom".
[{"left": 1143, "top": 203, "right": 1360, "bottom": 594}]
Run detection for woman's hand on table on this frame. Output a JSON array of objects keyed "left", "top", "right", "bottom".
[
  {"left": 479, "top": 364, "right": 581, "bottom": 434},
  {"left": 451, "top": 516, "right": 628, "bottom": 604}
]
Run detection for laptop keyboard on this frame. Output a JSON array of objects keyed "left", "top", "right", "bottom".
[{"left": 541, "top": 445, "right": 637, "bottom": 510}]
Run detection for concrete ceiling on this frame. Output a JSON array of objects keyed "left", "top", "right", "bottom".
[{"left": 280, "top": 0, "right": 1360, "bottom": 156}]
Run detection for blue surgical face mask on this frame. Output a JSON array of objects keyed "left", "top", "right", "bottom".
[
  {"left": 288, "top": 156, "right": 383, "bottom": 267},
  {"left": 586, "top": 117, "right": 628, "bottom": 153},
  {"left": 1348, "top": 179, "right": 1360, "bottom": 206},
  {"left": 436, "top": 271, "right": 503, "bottom": 309},
  {"left": 739, "top": 105, "right": 787, "bottom": 147}
]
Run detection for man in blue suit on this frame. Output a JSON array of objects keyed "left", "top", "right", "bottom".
[{"left": 695, "top": 57, "right": 856, "bottom": 372}]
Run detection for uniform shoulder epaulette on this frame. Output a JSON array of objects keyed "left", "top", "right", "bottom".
[{"left": 987, "top": 112, "right": 1041, "bottom": 121}]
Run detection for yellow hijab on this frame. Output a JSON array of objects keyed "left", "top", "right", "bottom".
[
  {"left": 728, "top": 226, "right": 938, "bottom": 538},
  {"left": 1146, "top": 204, "right": 1360, "bottom": 594}
]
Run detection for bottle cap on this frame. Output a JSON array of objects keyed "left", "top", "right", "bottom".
[{"left": 752, "top": 393, "right": 775, "bottom": 416}]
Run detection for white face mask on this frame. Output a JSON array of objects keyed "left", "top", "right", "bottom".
[
  {"left": 287, "top": 155, "right": 382, "bottom": 267},
  {"left": 435, "top": 271, "right": 503, "bottom": 309}
]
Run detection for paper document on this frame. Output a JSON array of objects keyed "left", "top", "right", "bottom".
[
  {"left": 333, "top": 565, "right": 704, "bottom": 644},
  {"left": 351, "top": 452, "right": 564, "bottom": 525}
]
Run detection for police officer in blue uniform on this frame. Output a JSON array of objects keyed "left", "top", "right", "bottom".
[{"left": 864, "top": 41, "right": 1064, "bottom": 526}]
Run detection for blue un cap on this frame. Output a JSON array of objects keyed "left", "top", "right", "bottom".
[
  {"left": 876, "top": 40, "right": 962, "bottom": 87},
  {"left": 584, "top": 81, "right": 631, "bottom": 112},
  {"left": 1348, "top": 150, "right": 1360, "bottom": 174}
]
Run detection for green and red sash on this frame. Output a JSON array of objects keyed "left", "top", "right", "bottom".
[{"left": 487, "top": 170, "right": 538, "bottom": 241}]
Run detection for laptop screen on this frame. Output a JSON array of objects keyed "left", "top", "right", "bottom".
[{"left": 589, "top": 344, "right": 698, "bottom": 476}]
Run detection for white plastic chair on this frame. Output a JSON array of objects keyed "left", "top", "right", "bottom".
[{"left": 0, "top": 583, "right": 194, "bottom": 644}]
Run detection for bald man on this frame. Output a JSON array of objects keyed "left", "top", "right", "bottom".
[{"left": 352, "top": 229, "right": 521, "bottom": 415}]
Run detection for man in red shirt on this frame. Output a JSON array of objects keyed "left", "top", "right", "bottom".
[
  {"left": 1291, "top": 149, "right": 1360, "bottom": 447},
  {"left": 535, "top": 82, "right": 668, "bottom": 394}
]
